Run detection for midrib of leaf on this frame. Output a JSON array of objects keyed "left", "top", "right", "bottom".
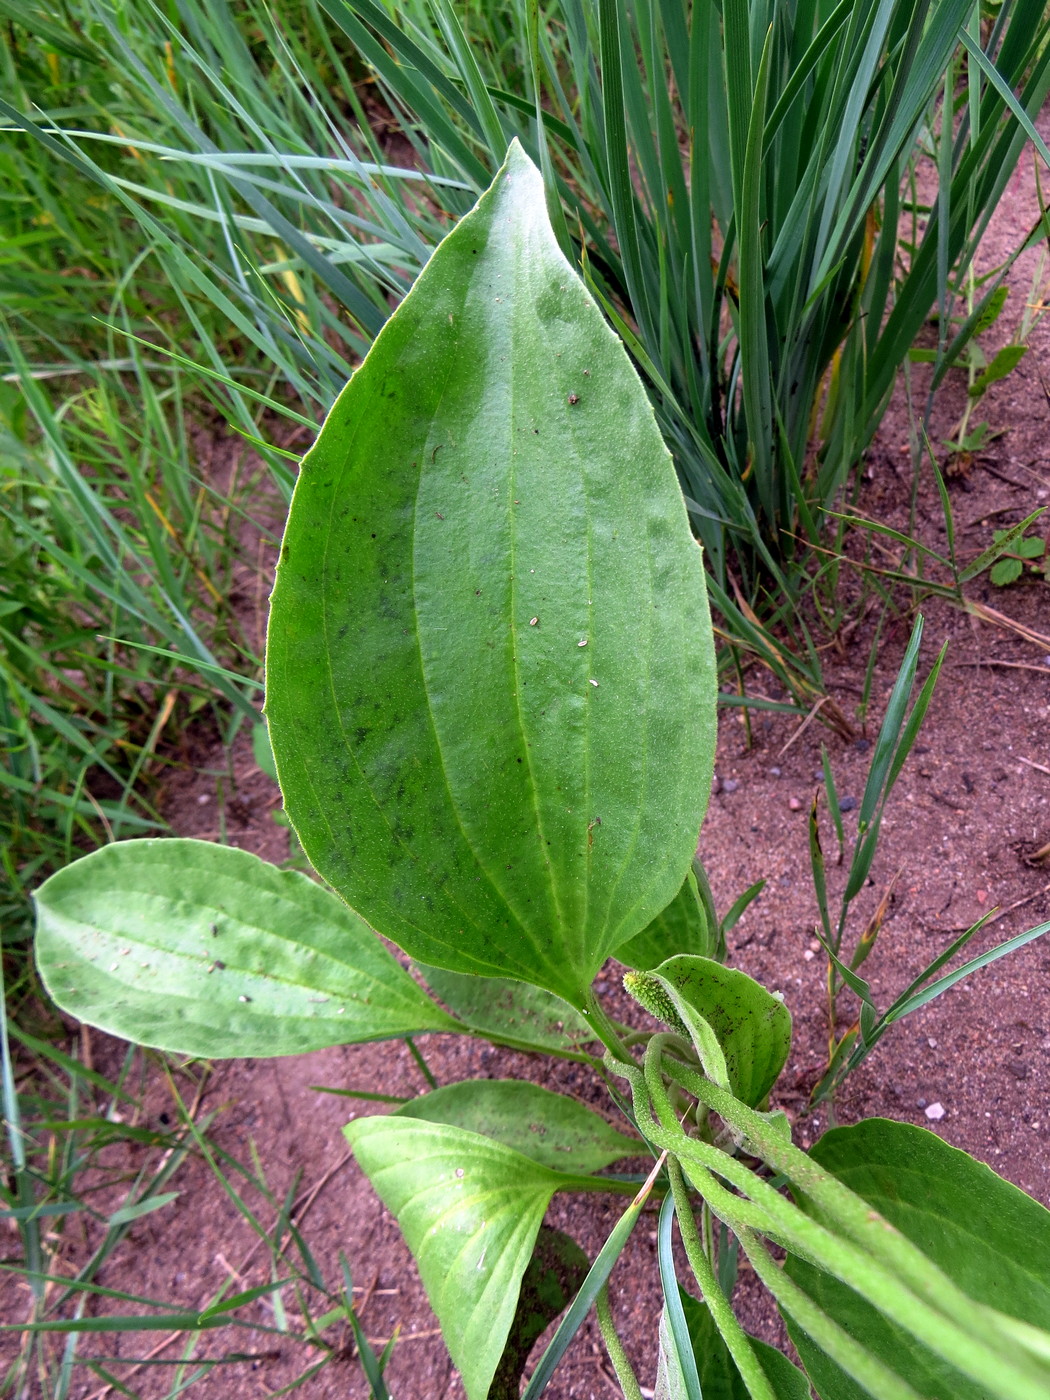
[
  {"left": 310, "top": 278, "right": 542, "bottom": 969},
  {"left": 55, "top": 893, "right": 423, "bottom": 1008},
  {"left": 597, "top": 511, "right": 658, "bottom": 951},
  {"left": 505, "top": 346, "right": 571, "bottom": 949}
]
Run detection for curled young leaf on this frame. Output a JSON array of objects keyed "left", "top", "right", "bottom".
[{"left": 647, "top": 955, "right": 792, "bottom": 1107}]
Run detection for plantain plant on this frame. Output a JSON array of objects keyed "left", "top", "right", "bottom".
[{"left": 33, "top": 146, "right": 1050, "bottom": 1400}]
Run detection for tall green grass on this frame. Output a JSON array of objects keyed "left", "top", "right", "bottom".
[
  {"left": 0, "top": 347, "right": 268, "bottom": 962},
  {"left": 4, "top": 0, "right": 1048, "bottom": 707}
]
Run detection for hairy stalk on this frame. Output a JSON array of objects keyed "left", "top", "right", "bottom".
[
  {"left": 669, "top": 1062, "right": 1038, "bottom": 1358},
  {"left": 584, "top": 989, "right": 635, "bottom": 1065},
  {"left": 667, "top": 1159, "right": 777, "bottom": 1400},
  {"left": 595, "top": 1283, "right": 644, "bottom": 1400},
  {"left": 612, "top": 1050, "right": 1050, "bottom": 1400},
  {"left": 735, "top": 1225, "right": 924, "bottom": 1400}
]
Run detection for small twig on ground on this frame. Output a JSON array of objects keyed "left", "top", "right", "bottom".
[
  {"left": 964, "top": 599, "right": 1050, "bottom": 651},
  {"left": 953, "top": 659, "right": 1050, "bottom": 676},
  {"left": 935, "top": 881, "right": 1050, "bottom": 932},
  {"left": 776, "top": 696, "right": 829, "bottom": 759}
]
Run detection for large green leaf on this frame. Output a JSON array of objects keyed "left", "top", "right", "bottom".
[
  {"left": 656, "top": 1288, "right": 810, "bottom": 1400},
  {"left": 266, "top": 140, "right": 717, "bottom": 1007},
  {"left": 346, "top": 1114, "right": 592, "bottom": 1400},
  {"left": 395, "top": 1079, "right": 640, "bottom": 1173},
  {"left": 652, "top": 956, "right": 791, "bottom": 1107},
  {"left": 34, "top": 838, "right": 456, "bottom": 1057},
  {"left": 784, "top": 1118, "right": 1050, "bottom": 1400},
  {"left": 615, "top": 861, "right": 718, "bottom": 971},
  {"left": 416, "top": 963, "right": 593, "bottom": 1055}
]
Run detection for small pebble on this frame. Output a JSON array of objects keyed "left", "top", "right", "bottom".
[
  {"left": 1006, "top": 1059, "right": 1029, "bottom": 1080},
  {"left": 813, "top": 769, "right": 825, "bottom": 782},
  {"left": 924, "top": 1102, "right": 946, "bottom": 1121},
  {"left": 723, "top": 778, "right": 740, "bottom": 793},
  {"left": 769, "top": 766, "right": 782, "bottom": 777},
  {"left": 839, "top": 795, "right": 858, "bottom": 812},
  {"left": 803, "top": 949, "right": 815, "bottom": 961},
  {"left": 853, "top": 738, "right": 871, "bottom": 753},
  {"left": 917, "top": 1097, "right": 927, "bottom": 1108},
  {"left": 197, "top": 793, "right": 211, "bottom": 805},
  {"left": 789, "top": 796, "right": 802, "bottom": 811},
  {"left": 928, "top": 1037, "right": 938, "bottom": 1049}
]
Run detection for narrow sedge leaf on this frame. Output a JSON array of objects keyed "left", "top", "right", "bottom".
[
  {"left": 720, "top": 880, "right": 766, "bottom": 940},
  {"left": 395, "top": 1080, "right": 639, "bottom": 1173},
  {"left": 490, "top": 1227, "right": 588, "bottom": 1400},
  {"left": 785, "top": 1119, "right": 1050, "bottom": 1400},
  {"left": 266, "top": 140, "right": 716, "bottom": 1006},
  {"left": 106, "top": 1192, "right": 180, "bottom": 1229},
  {"left": 959, "top": 507, "right": 1047, "bottom": 584},
  {"left": 656, "top": 1194, "right": 702, "bottom": 1400},
  {"left": 345, "top": 1115, "right": 566, "bottom": 1400},
  {"left": 521, "top": 1153, "right": 665, "bottom": 1400},
  {"left": 651, "top": 955, "right": 791, "bottom": 1107},
  {"left": 34, "top": 839, "right": 457, "bottom": 1058}
]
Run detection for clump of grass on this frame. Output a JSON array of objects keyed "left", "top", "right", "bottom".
[
  {"left": 1, "top": 969, "right": 392, "bottom": 1399},
  {"left": 0, "top": 346, "right": 268, "bottom": 961},
  {"left": 6, "top": 0, "right": 1049, "bottom": 713}
]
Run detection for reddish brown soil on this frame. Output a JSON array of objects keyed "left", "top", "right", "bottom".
[{"left": 4, "top": 130, "right": 1049, "bottom": 1400}]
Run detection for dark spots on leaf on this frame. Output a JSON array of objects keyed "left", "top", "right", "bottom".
[
  {"left": 354, "top": 727, "right": 371, "bottom": 744},
  {"left": 371, "top": 533, "right": 377, "bottom": 539},
  {"left": 567, "top": 393, "right": 580, "bottom": 405}
]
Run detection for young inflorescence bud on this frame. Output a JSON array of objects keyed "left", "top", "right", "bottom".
[{"left": 623, "top": 970, "right": 690, "bottom": 1039}]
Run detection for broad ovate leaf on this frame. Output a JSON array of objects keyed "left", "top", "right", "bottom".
[
  {"left": 784, "top": 1118, "right": 1050, "bottom": 1400},
  {"left": 616, "top": 861, "right": 718, "bottom": 971},
  {"left": 34, "top": 838, "right": 456, "bottom": 1057},
  {"left": 395, "top": 1079, "right": 639, "bottom": 1173},
  {"left": 652, "top": 956, "right": 791, "bottom": 1106},
  {"left": 417, "top": 963, "right": 592, "bottom": 1055},
  {"left": 346, "top": 1114, "right": 590, "bottom": 1400},
  {"left": 266, "top": 140, "right": 716, "bottom": 1007},
  {"left": 656, "top": 1289, "right": 809, "bottom": 1400}
]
